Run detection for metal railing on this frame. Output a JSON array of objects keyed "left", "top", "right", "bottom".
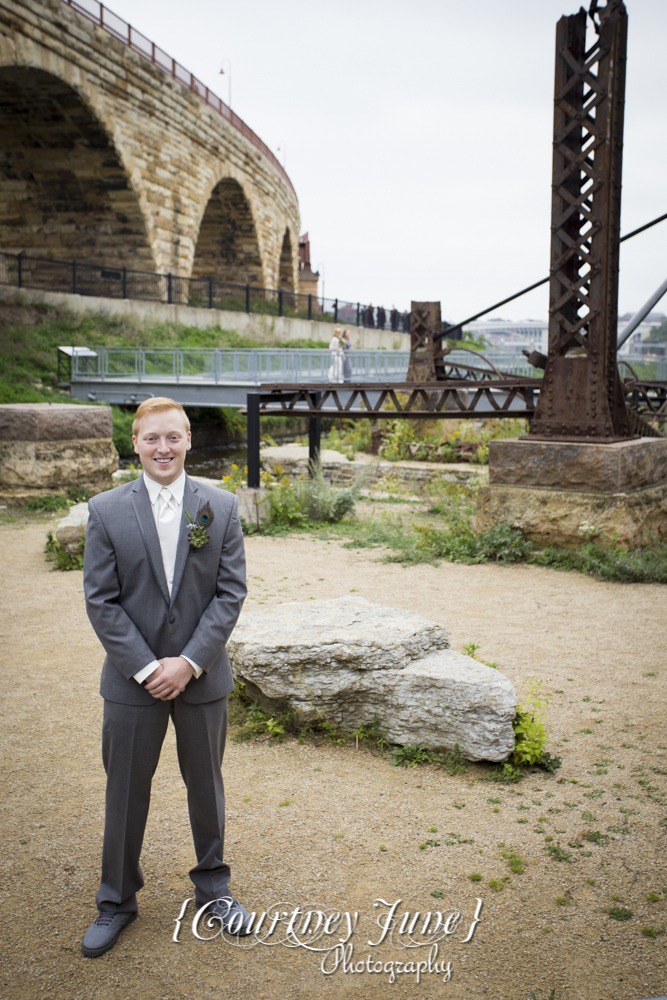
[
  {"left": 60, "top": 345, "right": 667, "bottom": 388},
  {"left": 62, "top": 347, "right": 413, "bottom": 384},
  {"left": 0, "top": 251, "right": 410, "bottom": 331},
  {"left": 62, "top": 0, "right": 296, "bottom": 198},
  {"left": 618, "top": 357, "right": 667, "bottom": 382}
]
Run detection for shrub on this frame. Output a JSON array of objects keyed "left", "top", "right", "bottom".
[
  {"left": 44, "top": 531, "right": 84, "bottom": 571},
  {"left": 269, "top": 462, "right": 368, "bottom": 527},
  {"left": 391, "top": 743, "right": 434, "bottom": 768},
  {"left": 23, "top": 494, "right": 70, "bottom": 513},
  {"left": 438, "top": 743, "right": 466, "bottom": 776},
  {"left": 512, "top": 681, "right": 549, "bottom": 767},
  {"left": 534, "top": 537, "right": 667, "bottom": 584},
  {"left": 111, "top": 407, "right": 135, "bottom": 457},
  {"left": 378, "top": 419, "right": 418, "bottom": 461},
  {"left": 352, "top": 716, "right": 390, "bottom": 754},
  {"left": 470, "top": 444, "right": 489, "bottom": 465},
  {"left": 325, "top": 421, "right": 373, "bottom": 458},
  {"left": 486, "top": 762, "right": 522, "bottom": 784},
  {"left": 477, "top": 523, "right": 533, "bottom": 564}
]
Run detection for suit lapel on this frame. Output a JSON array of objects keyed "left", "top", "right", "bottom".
[
  {"left": 131, "top": 478, "right": 170, "bottom": 608},
  {"left": 170, "top": 476, "right": 200, "bottom": 608}
]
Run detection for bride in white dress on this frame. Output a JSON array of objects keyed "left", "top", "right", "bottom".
[{"left": 328, "top": 328, "right": 344, "bottom": 382}]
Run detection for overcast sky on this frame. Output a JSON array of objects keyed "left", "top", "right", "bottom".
[{"left": 106, "top": 0, "right": 666, "bottom": 322}]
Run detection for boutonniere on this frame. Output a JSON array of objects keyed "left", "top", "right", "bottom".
[{"left": 184, "top": 501, "right": 214, "bottom": 548}]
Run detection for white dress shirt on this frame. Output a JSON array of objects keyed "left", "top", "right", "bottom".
[{"left": 133, "top": 471, "right": 202, "bottom": 685}]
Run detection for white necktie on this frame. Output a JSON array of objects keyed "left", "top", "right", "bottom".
[
  {"left": 158, "top": 486, "right": 177, "bottom": 525},
  {"left": 156, "top": 487, "right": 179, "bottom": 595}
]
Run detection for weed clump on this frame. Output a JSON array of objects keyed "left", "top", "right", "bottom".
[
  {"left": 582, "top": 830, "right": 609, "bottom": 846},
  {"left": 44, "top": 531, "right": 84, "bottom": 571},
  {"left": 392, "top": 743, "right": 433, "bottom": 768},
  {"left": 389, "top": 742, "right": 465, "bottom": 774},
  {"left": 605, "top": 906, "right": 632, "bottom": 921},
  {"left": 545, "top": 842, "right": 573, "bottom": 863},
  {"left": 502, "top": 849, "right": 526, "bottom": 874}
]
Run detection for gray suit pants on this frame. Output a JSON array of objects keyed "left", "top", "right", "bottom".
[{"left": 97, "top": 696, "right": 229, "bottom": 913}]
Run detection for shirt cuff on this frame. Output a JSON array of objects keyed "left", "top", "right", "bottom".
[
  {"left": 182, "top": 655, "right": 203, "bottom": 679},
  {"left": 134, "top": 659, "right": 160, "bottom": 684}
]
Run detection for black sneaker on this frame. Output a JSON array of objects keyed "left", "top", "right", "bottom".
[{"left": 81, "top": 910, "right": 137, "bottom": 957}]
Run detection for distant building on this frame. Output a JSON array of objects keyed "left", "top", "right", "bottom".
[
  {"left": 298, "top": 232, "right": 319, "bottom": 299},
  {"left": 617, "top": 312, "right": 666, "bottom": 354},
  {"left": 464, "top": 313, "right": 666, "bottom": 356},
  {"left": 464, "top": 318, "right": 548, "bottom": 353}
]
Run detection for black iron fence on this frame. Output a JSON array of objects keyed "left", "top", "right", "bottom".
[{"left": 0, "top": 251, "right": 410, "bottom": 332}]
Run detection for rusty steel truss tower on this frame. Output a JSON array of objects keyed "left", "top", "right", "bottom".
[{"left": 530, "top": 0, "right": 634, "bottom": 441}]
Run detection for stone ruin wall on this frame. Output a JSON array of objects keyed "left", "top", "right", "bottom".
[{"left": 0, "top": 403, "right": 117, "bottom": 496}]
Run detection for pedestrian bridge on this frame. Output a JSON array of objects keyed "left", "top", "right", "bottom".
[
  {"left": 62, "top": 347, "right": 414, "bottom": 406},
  {"left": 60, "top": 345, "right": 551, "bottom": 407}
]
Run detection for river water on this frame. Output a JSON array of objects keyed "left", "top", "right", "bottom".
[{"left": 119, "top": 442, "right": 248, "bottom": 479}]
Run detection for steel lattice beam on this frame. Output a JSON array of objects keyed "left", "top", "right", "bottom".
[
  {"left": 252, "top": 380, "right": 540, "bottom": 419},
  {"left": 530, "top": 0, "right": 633, "bottom": 441}
]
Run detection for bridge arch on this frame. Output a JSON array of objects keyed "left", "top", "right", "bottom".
[
  {"left": 278, "top": 228, "right": 296, "bottom": 292},
  {"left": 0, "top": 66, "right": 153, "bottom": 268},
  {"left": 0, "top": 0, "right": 301, "bottom": 281},
  {"left": 190, "top": 176, "right": 264, "bottom": 285}
]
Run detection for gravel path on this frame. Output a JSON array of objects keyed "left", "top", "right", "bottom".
[{"left": 1, "top": 519, "right": 666, "bottom": 1000}]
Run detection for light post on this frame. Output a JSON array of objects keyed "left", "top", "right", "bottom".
[{"left": 219, "top": 59, "right": 231, "bottom": 109}]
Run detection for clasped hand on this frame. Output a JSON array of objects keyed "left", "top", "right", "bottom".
[{"left": 145, "top": 656, "right": 194, "bottom": 700}]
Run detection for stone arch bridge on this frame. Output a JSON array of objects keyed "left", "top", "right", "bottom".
[{"left": 0, "top": 0, "right": 300, "bottom": 289}]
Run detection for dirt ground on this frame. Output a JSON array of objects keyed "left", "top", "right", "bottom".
[{"left": 1, "top": 516, "right": 666, "bottom": 1000}]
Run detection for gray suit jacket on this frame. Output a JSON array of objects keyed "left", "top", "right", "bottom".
[{"left": 83, "top": 475, "right": 246, "bottom": 706}]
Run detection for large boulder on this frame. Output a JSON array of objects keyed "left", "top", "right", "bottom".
[{"left": 228, "top": 597, "right": 517, "bottom": 761}]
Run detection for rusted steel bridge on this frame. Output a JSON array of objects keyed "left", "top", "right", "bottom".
[{"left": 246, "top": 0, "right": 665, "bottom": 487}]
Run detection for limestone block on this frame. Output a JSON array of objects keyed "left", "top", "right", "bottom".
[
  {"left": 260, "top": 444, "right": 485, "bottom": 489},
  {"left": 0, "top": 438, "right": 118, "bottom": 487},
  {"left": 476, "top": 481, "right": 667, "bottom": 548},
  {"left": 228, "top": 597, "right": 516, "bottom": 761},
  {"left": 54, "top": 502, "right": 89, "bottom": 554},
  {"left": 489, "top": 437, "right": 667, "bottom": 493},
  {"left": 262, "top": 444, "right": 353, "bottom": 469},
  {"left": 236, "top": 486, "right": 271, "bottom": 527},
  {"left": 0, "top": 404, "right": 112, "bottom": 442}
]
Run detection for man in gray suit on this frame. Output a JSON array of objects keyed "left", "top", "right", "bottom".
[{"left": 81, "top": 397, "right": 249, "bottom": 957}]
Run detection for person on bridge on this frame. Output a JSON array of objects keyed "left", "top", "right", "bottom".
[
  {"left": 81, "top": 396, "right": 250, "bottom": 957},
  {"left": 390, "top": 306, "right": 399, "bottom": 332},
  {"left": 328, "top": 328, "right": 344, "bottom": 382},
  {"left": 341, "top": 329, "right": 354, "bottom": 381},
  {"left": 377, "top": 305, "right": 386, "bottom": 330}
]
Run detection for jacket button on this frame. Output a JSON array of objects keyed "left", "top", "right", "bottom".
[{"left": 169, "top": 615, "right": 175, "bottom": 623}]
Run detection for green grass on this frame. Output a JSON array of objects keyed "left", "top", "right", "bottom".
[
  {"left": 0, "top": 299, "right": 323, "bottom": 455},
  {"left": 15, "top": 302, "right": 666, "bottom": 584},
  {"left": 251, "top": 476, "right": 667, "bottom": 585}
]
